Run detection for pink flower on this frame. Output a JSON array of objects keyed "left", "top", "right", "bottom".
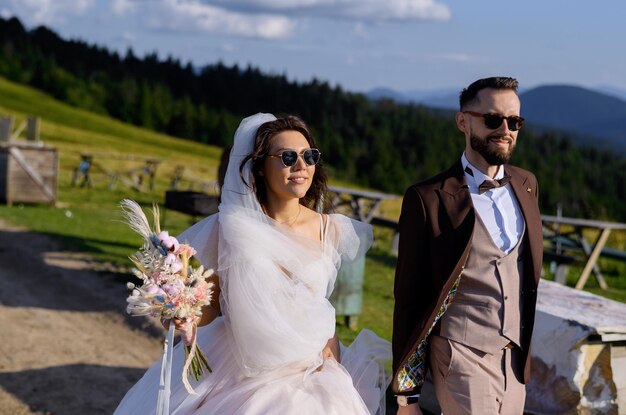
[
  {"left": 193, "top": 286, "right": 207, "bottom": 301},
  {"left": 175, "top": 244, "right": 197, "bottom": 258}
]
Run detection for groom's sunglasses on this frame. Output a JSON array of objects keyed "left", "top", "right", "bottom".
[
  {"left": 463, "top": 111, "right": 525, "bottom": 132},
  {"left": 268, "top": 148, "right": 321, "bottom": 167}
]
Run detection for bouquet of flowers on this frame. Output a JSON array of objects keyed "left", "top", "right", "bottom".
[{"left": 120, "top": 199, "right": 214, "bottom": 396}]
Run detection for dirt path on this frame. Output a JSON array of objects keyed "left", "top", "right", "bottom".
[{"left": 0, "top": 219, "right": 164, "bottom": 415}]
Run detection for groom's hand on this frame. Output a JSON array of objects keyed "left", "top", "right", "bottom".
[{"left": 397, "top": 404, "right": 423, "bottom": 415}]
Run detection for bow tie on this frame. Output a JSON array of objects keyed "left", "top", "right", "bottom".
[
  {"left": 465, "top": 165, "right": 511, "bottom": 194},
  {"left": 478, "top": 177, "right": 511, "bottom": 194}
]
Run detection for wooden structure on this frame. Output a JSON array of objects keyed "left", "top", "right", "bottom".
[
  {"left": 170, "top": 165, "right": 218, "bottom": 193},
  {"left": 71, "top": 152, "right": 161, "bottom": 193},
  {"left": 543, "top": 215, "right": 626, "bottom": 290},
  {"left": 0, "top": 115, "right": 41, "bottom": 143},
  {"left": 328, "top": 185, "right": 401, "bottom": 253},
  {"left": 0, "top": 115, "right": 55, "bottom": 205},
  {"left": 328, "top": 185, "right": 397, "bottom": 223},
  {"left": 164, "top": 190, "right": 219, "bottom": 217},
  {"left": 0, "top": 142, "right": 58, "bottom": 205}
]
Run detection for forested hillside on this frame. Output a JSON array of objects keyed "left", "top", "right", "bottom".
[{"left": 1, "top": 16, "right": 625, "bottom": 220}]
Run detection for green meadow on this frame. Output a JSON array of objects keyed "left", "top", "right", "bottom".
[{"left": 1, "top": 76, "right": 625, "bottom": 349}]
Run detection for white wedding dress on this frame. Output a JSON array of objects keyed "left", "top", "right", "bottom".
[{"left": 114, "top": 113, "right": 391, "bottom": 415}]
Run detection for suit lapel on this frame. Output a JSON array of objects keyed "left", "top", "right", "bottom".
[
  {"left": 507, "top": 166, "right": 543, "bottom": 282},
  {"left": 438, "top": 161, "right": 474, "bottom": 230}
]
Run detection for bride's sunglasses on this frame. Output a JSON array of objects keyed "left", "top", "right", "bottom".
[
  {"left": 463, "top": 111, "right": 525, "bottom": 132},
  {"left": 268, "top": 148, "right": 321, "bottom": 167}
]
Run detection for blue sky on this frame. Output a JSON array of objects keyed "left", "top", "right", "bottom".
[{"left": 1, "top": 0, "right": 625, "bottom": 94}]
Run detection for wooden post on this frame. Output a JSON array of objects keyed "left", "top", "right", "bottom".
[
  {"left": 26, "top": 117, "right": 41, "bottom": 141},
  {"left": 575, "top": 228, "right": 612, "bottom": 290},
  {"left": 579, "top": 233, "right": 608, "bottom": 288},
  {"left": 7, "top": 147, "right": 55, "bottom": 202},
  {"left": 0, "top": 116, "right": 13, "bottom": 142},
  {"left": 10, "top": 120, "right": 26, "bottom": 141}
]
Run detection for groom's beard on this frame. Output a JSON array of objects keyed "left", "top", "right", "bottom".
[{"left": 470, "top": 132, "right": 516, "bottom": 166}]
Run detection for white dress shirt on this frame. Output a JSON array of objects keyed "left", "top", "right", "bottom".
[{"left": 461, "top": 153, "right": 524, "bottom": 253}]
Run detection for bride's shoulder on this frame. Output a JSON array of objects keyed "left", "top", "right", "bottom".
[
  {"left": 324, "top": 214, "right": 372, "bottom": 239},
  {"left": 322, "top": 213, "right": 373, "bottom": 260}
]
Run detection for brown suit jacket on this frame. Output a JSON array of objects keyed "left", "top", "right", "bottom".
[{"left": 391, "top": 160, "right": 543, "bottom": 394}]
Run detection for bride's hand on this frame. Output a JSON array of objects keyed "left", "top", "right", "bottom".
[
  {"left": 323, "top": 333, "right": 340, "bottom": 362},
  {"left": 322, "top": 345, "right": 337, "bottom": 361},
  {"left": 160, "top": 316, "right": 199, "bottom": 332},
  {"left": 160, "top": 316, "right": 185, "bottom": 330},
  {"left": 315, "top": 345, "right": 337, "bottom": 372},
  {"left": 161, "top": 316, "right": 199, "bottom": 345}
]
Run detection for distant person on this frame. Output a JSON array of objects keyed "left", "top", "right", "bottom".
[
  {"left": 114, "top": 114, "right": 391, "bottom": 414},
  {"left": 392, "top": 77, "right": 543, "bottom": 414}
]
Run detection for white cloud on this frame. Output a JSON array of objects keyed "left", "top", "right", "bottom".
[
  {"left": 112, "top": 0, "right": 137, "bottom": 15},
  {"left": 204, "top": 0, "right": 451, "bottom": 22},
  {"left": 144, "top": 0, "right": 295, "bottom": 39},
  {"left": 428, "top": 53, "right": 494, "bottom": 64},
  {"left": 1, "top": 0, "right": 95, "bottom": 25}
]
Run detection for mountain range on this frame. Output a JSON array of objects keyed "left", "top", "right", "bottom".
[{"left": 367, "top": 85, "right": 626, "bottom": 154}]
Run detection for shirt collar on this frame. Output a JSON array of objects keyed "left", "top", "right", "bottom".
[{"left": 461, "top": 153, "right": 505, "bottom": 193}]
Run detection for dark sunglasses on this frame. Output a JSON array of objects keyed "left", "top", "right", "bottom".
[
  {"left": 463, "top": 111, "right": 525, "bottom": 132},
  {"left": 268, "top": 148, "right": 321, "bottom": 167}
]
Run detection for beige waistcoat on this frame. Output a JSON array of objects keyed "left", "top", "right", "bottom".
[{"left": 438, "top": 214, "right": 526, "bottom": 353}]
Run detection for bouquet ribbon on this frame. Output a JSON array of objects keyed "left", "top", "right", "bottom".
[
  {"left": 181, "top": 324, "right": 199, "bottom": 395},
  {"left": 156, "top": 324, "right": 176, "bottom": 415}
]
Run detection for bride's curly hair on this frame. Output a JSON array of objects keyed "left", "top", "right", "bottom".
[{"left": 240, "top": 115, "right": 329, "bottom": 213}]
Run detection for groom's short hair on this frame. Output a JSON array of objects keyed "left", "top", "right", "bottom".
[{"left": 459, "top": 77, "right": 519, "bottom": 110}]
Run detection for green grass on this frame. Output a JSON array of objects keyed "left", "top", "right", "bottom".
[{"left": 542, "top": 251, "right": 626, "bottom": 304}]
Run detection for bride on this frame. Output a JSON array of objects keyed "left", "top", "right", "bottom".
[{"left": 114, "top": 113, "right": 391, "bottom": 414}]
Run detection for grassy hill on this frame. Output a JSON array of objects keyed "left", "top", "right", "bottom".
[{"left": 0, "top": 75, "right": 225, "bottom": 263}]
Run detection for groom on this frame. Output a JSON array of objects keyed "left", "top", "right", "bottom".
[{"left": 392, "top": 77, "right": 543, "bottom": 414}]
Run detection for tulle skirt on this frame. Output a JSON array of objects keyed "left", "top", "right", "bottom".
[{"left": 114, "top": 317, "right": 391, "bottom": 415}]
